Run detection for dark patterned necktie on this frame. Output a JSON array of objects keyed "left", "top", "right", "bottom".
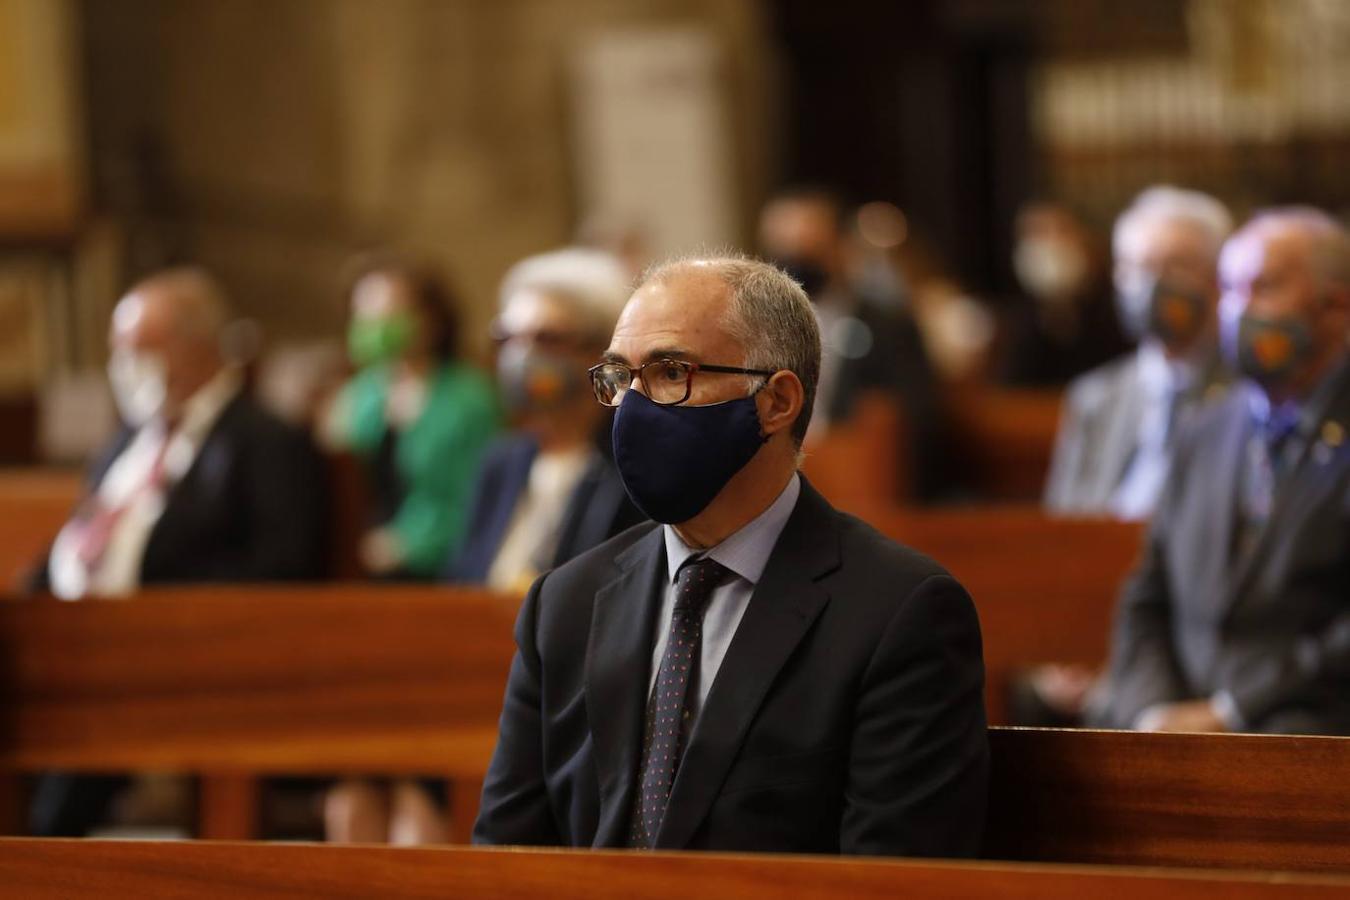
[{"left": 628, "top": 556, "right": 728, "bottom": 848}]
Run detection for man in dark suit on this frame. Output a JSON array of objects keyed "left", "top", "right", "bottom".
[
  {"left": 28, "top": 267, "right": 327, "bottom": 834},
  {"left": 1096, "top": 208, "right": 1350, "bottom": 735},
  {"left": 758, "top": 187, "right": 947, "bottom": 502},
  {"left": 474, "top": 255, "right": 988, "bottom": 855}
]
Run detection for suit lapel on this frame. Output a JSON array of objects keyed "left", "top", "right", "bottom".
[
  {"left": 1227, "top": 371, "right": 1350, "bottom": 609},
  {"left": 584, "top": 525, "right": 665, "bottom": 847},
  {"left": 655, "top": 482, "right": 840, "bottom": 849},
  {"left": 1098, "top": 362, "right": 1148, "bottom": 494}
]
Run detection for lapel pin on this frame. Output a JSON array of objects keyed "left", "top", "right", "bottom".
[{"left": 1322, "top": 421, "right": 1345, "bottom": 449}]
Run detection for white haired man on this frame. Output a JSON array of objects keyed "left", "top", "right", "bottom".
[
  {"left": 1045, "top": 185, "right": 1236, "bottom": 520},
  {"left": 1096, "top": 207, "right": 1350, "bottom": 734},
  {"left": 473, "top": 255, "right": 988, "bottom": 855}
]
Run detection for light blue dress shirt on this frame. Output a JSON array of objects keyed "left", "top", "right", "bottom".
[{"left": 648, "top": 473, "right": 802, "bottom": 717}]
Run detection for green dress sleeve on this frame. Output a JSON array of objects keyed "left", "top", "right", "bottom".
[
  {"left": 388, "top": 362, "right": 502, "bottom": 575},
  {"left": 335, "top": 365, "right": 394, "bottom": 454}
]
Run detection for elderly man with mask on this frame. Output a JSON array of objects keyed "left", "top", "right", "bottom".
[
  {"left": 1045, "top": 186, "right": 1235, "bottom": 520},
  {"left": 28, "top": 267, "right": 327, "bottom": 836},
  {"left": 474, "top": 255, "right": 988, "bottom": 855},
  {"left": 1095, "top": 208, "right": 1350, "bottom": 735}
]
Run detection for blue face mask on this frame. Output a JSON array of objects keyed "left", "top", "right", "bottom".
[{"left": 611, "top": 388, "right": 768, "bottom": 524}]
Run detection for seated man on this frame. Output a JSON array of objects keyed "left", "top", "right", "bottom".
[
  {"left": 28, "top": 267, "right": 328, "bottom": 835},
  {"left": 1094, "top": 208, "right": 1350, "bottom": 735},
  {"left": 474, "top": 255, "right": 988, "bottom": 855},
  {"left": 1045, "top": 186, "right": 1234, "bottom": 520}
]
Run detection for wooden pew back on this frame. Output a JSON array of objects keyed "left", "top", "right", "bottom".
[
  {"left": 0, "top": 585, "right": 515, "bottom": 775},
  {"left": 3, "top": 840, "right": 1348, "bottom": 899},
  {"left": 865, "top": 505, "right": 1144, "bottom": 722},
  {"left": 986, "top": 728, "right": 1350, "bottom": 872},
  {"left": 0, "top": 468, "right": 81, "bottom": 592},
  {"left": 3, "top": 588, "right": 1350, "bottom": 873}
]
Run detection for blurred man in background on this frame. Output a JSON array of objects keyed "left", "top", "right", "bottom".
[
  {"left": 1000, "top": 201, "right": 1130, "bottom": 386},
  {"left": 1095, "top": 208, "right": 1350, "bottom": 735},
  {"left": 1045, "top": 186, "right": 1234, "bottom": 520},
  {"left": 28, "top": 266, "right": 328, "bottom": 836},
  {"left": 758, "top": 186, "right": 947, "bottom": 501}
]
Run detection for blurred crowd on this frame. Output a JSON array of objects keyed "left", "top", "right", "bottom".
[{"left": 22, "top": 183, "right": 1350, "bottom": 841}]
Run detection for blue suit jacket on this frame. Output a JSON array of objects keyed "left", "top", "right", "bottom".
[{"left": 445, "top": 434, "right": 645, "bottom": 584}]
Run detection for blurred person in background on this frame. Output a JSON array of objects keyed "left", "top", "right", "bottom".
[
  {"left": 447, "top": 247, "right": 645, "bottom": 592},
  {"left": 325, "top": 249, "right": 645, "bottom": 845},
  {"left": 758, "top": 186, "right": 948, "bottom": 502},
  {"left": 1093, "top": 207, "right": 1350, "bottom": 735},
  {"left": 999, "top": 200, "right": 1130, "bottom": 386},
  {"left": 1045, "top": 186, "right": 1235, "bottom": 520},
  {"left": 322, "top": 256, "right": 500, "bottom": 579},
  {"left": 26, "top": 266, "right": 328, "bottom": 836}
]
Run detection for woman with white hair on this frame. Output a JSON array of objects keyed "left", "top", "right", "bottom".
[
  {"left": 325, "top": 248, "right": 643, "bottom": 844},
  {"left": 445, "top": 246, "right": 646, "bottom": 592}
]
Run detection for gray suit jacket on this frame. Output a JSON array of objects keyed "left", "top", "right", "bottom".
[
  {"left": 1098, "top": 361, "right": 1350, "bottom": 734},
  {"left": 1044, "top": 349, "right": 1231, "bottom": 518}
]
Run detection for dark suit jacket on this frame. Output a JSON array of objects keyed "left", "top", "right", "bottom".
[
  {"left": 445, "top": 434, "right": 645, "bottom": 584},
  {"left": 1099, "top": 362, "right": 1350, "bottom": 734},
  {"left": 30, "top": 392, "right": 328, "bottom": 590},
  {"left": 473, "top": 478, "right": 988, "bottom": 855}
]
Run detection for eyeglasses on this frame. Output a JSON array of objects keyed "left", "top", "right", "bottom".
[{"left": 587, "top": 358, "right": 776, "bottom": 407}]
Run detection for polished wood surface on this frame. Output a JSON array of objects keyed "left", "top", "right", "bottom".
[
  {"left": 2, "top": 588, "right": 1349, "bottom": 871},
  {"left": 986, "top": 728, "right": 1350, "bottom": 872},
  {"left": 1, "top": 840, "right": 1347, "bottom": 899},
  {"left": 802, "top": 392, "right": 909, "bottom": 509},
  {"left": 0, "top": 584, "right": 516, "bottom": 840},
  {"left": 0, "top": 467, "right": 81, "bottom": 591},
  {"left": 945, "top": 387, "right": 1064, "bottom": 500},
  {"left": 868, "top": 505, "right": 1143, "bottom": 722}
]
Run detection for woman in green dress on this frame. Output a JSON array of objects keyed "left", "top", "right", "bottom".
[{"left": 325, "top": 257, "right": 500, "bottom": 579}]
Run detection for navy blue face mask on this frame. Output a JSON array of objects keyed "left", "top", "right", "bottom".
[{"left": 611, "top": 388, "right": 768, "bottom": 524}]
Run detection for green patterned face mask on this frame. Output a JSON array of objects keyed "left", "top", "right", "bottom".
[{"left": 348, "top": 313, "right": 416, "bottom": 367}]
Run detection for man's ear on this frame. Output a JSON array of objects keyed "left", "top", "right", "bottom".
[{"left": 757, "top": 370, "right": 804, "bottom": 438}]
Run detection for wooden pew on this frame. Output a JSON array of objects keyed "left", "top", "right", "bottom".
[
  {"left": 944, "top": 386, "right": 1063, "bottom": 500},
  {"left": 1, "top": 840, "right": 1347, "bottom": 899},
  {"left": 0, "top": 584, "right": 516, "bottom": 842},
  {"left": 985, "top": 728, "right": 1350, "bottom": 872},
  {"left": 4, "top": 587, "right": 1350, "bottom": 874},
  {"left": 0, "top": 468, "right": 82, "bottom": 592},
  {"left": 801, "top": 392, "right": 910, "bottom": 508},
  {"left": 865, "top": 505, "right": 1144, "bottom": 723}
]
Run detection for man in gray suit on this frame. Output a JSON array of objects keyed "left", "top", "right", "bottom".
[
  {"left": 1045, "top": 186, "right": 1234, "bottom": 520},
  {"left": 1095, "top": 207, "right": 1350, "bottom": 734}
]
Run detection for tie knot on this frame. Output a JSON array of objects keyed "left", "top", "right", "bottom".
[{"left": 673, "top": 557, "right": 728, "bottom": 614}]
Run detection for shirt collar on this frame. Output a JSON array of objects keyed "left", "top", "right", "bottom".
[
  {"left": 1245, "top": 352, "right": 1350, "bottom": 439},
  {"left": 663, "top": 472, "right": 801, "bottom": 587},
  {"left": 173, "top": 366, "right": 243, "bottom": 442},
  {"left": 1135, "top": 339, "right": 1197, "bottom": 399}
]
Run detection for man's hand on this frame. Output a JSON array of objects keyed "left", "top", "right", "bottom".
[{"left": 1137, "top": 699, "right": 1229, "bottom": 733}]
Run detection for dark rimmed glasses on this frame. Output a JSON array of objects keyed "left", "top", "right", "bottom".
[{"left": 587, "top": 358, "right": 776, "bottom": 407}]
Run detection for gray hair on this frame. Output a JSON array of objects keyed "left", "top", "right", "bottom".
[
  {"left": 641, "top": 254, "right": 821, "bottom": 446},
  {"left": 1234, "top": 206, "right": 1350, "bottom": 292},
  {"left": 499, "top": 247, "right": 631, "bottom": 344},
  {"left": 1113, "top": 185, "right": 1233, "bottom": 264}
]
